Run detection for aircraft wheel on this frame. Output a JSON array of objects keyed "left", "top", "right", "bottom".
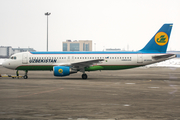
[
  {"left": 24, "top": 75, "right": 28, "bottom": 79},
  {"left": 82, "top": 74, "right": 87, "bottom": 79}
]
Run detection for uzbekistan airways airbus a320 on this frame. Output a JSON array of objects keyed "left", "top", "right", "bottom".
[{"left": 2, "top": 24, "right": 176, "bottom": 79}]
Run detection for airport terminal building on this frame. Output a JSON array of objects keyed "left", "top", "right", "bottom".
[
  {"left": 63, "top": 40, "right": 92, "bottom": 51},
  {"left": 0, "top": 46, "right": 36, "bottom": 58}
]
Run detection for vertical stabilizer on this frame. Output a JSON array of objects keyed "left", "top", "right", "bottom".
[{"left": 140, "top": 24, "right": 173, "bottom": 53}]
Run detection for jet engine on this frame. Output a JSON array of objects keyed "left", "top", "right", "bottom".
[{"left": 53, "top": 66, "right": 77, "bottom": 76}]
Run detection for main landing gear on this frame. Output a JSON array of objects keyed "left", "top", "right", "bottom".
[
  {"left": 82, "top": 73, "right": 87, "bottom": 79},
  {"left": 80, "top": 69, "right": 88, "bottom": 79},
  {"left": 23, "top": 70, "right": 28, "bottom": 79}
]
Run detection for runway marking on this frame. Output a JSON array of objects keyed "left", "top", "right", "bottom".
[
  {"left": 123, "top": 104, "right": 130, "bottom": 106},
  {"left": 17, "top": 88, "right": 64, "bottom": 98},
  {"left": 125, "top": 83, "right": 135, "bottom": 84},
  {"left": 170, "top": 85, "right": 178, "bottom": 87},
  {"left": 77, "top": 118, "right": 116, "bottom": 120},
  {"left": 148, "top": 87, "right": 159, "bottom": 88}
]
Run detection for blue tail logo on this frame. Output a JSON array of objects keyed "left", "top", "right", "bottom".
[
  {"left": 155, "top": 32, "right": 168, "bottom": 46},
  {"left": 140, "top": 24, "right": 173, "bottom": 53}
]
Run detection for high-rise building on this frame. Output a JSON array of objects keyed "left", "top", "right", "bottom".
[{"left": 63, "top": 40, "right": 92, "bottom": 51}]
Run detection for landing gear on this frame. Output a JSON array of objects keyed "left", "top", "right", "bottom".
[
  {"left": 82, "top": 73, "right": 87, "bottom": 79},
  {"left": 24, "top": 70, "right": 28, "bottom": 79},
  {"left": 16, "top": 70, "right": 19, "bottom": 76},
  {"left": 80, "top": 68, "right": 88, "bottom": 79},
  {"left": 16, "top": 70, "right": 19, "bottom": 79},
  {"left": 24, "top": 75, "right": 28, "bottom": 79}
]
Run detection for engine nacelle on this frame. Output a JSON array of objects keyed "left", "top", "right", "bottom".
[{"left": 53, "top": 66, "right": 70, "bottom": 76}]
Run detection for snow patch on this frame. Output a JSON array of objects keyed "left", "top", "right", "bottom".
[{"left": 145, "top": 58, "right": 180, "bottom": 68}]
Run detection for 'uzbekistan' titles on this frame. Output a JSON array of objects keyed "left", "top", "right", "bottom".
[{"left": 29, "top": 58, "right": 57, "bottom": 63}]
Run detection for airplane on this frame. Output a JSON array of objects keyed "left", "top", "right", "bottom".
[{"left": 2, "top": 23, "right": 176, "bottom": 79}]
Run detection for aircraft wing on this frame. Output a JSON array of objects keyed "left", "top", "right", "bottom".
[
  {"left": 55, "top": 59, "right": 104, "bottom": 69},
  {"left": 71, "top": 59, "right": 104, "bottom": 68}
]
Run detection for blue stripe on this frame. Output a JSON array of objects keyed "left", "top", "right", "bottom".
[{"left": 30, "top": 50, "right": 164, "bottom": 54}]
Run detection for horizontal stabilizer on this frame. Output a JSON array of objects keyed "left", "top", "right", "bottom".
[{"left": 152, "top": 54, "right": 176, "bottom": 60}]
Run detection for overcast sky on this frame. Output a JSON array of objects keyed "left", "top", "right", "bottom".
[{"left": 0, "top": 0, "right": 180, "bottom": 51}]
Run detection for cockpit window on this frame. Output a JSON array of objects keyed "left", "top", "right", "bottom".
[{"left": 10, "top": 56, "right": 17, "bottom": 59}]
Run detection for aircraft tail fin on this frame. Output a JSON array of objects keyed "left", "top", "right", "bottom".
[{"left": 140, "top": 23, "right": 173, "bottom": 53}]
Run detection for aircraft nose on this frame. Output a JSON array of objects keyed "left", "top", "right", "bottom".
[
  {"left": 2, "top": 60, "right": 8, "bottom": 68},
  {"left": 2, "top": 60, "right": 5, "bottom": 67}
]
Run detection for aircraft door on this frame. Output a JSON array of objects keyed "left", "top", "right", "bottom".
[
  {"left": 22, "top": 53, "right": 28, "bottom": 64},
  {"left": 137, "top": 54, "right": 143, "bottom": 63}
]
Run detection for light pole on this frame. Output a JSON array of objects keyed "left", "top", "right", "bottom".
[{"left": 45, "top": 12, "right": 51, "bottom": 51}]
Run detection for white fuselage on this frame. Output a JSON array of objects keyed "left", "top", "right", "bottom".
[{"left": 2, "top": 51, "right": 176, "bottom": 71}]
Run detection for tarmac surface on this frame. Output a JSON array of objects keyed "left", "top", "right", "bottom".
[{"left": 0, "top": 66, "right": 180, "bottom": 120}]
